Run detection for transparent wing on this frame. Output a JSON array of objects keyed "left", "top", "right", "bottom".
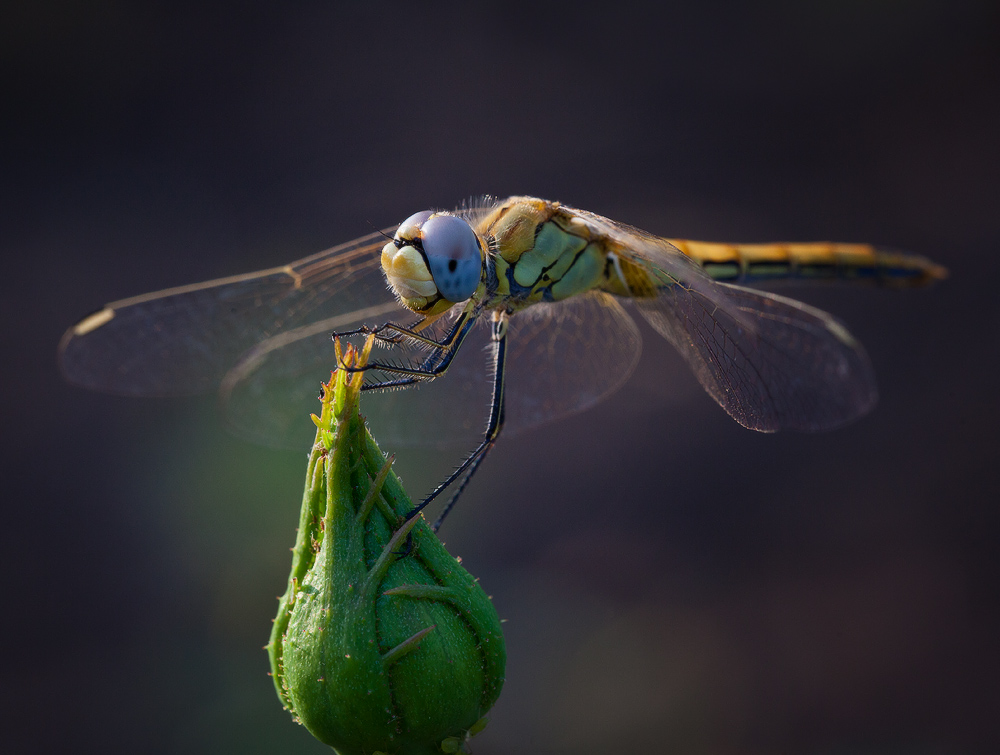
[
  {"left": 222, "top": 290, "right": 642, "bottom": 449},
  {"left": 219, "top": 305, "right": 489, "bottom": 449},
  {"left": 504, "top": 291, "right": 642, "bottom": 431},
  {"left": 58, "top": 230, "right": 404, "bottom": 395},
  {"left": 570, "top": 207, "right": 878, "bottom": 432}
]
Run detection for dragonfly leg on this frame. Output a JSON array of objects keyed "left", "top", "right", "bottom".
[
  {"left": 407, "top": 315, "right": 509, "bottom": 529},
  {"left": 358, "top": 341, "right": 455, "bottom": 392},
  {"left": 346, "top": 310, "right": 479, "bottom": 386},
  {"left": 334, "top": 322, "right": 409, "bottom": 346},
  {"left": 337, "top": 309, "right": 474, "bottom": 356},
  {"left": 393, "top": 532, "right": 415, "bottom": 560},
  {"left": 430, "top": 444, "right": 495, "bottom": 533}
]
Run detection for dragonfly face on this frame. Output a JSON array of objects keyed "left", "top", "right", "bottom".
[{"left": 381, "top": 211, "right": 485, "bottom": 315}]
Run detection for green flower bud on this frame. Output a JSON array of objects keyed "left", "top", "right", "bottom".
[{"left": 267, "top": 338, "right": 506, "bottom": 755}]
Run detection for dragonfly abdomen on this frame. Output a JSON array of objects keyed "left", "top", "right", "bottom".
[{"left": 669, "top": 240, "right": 947, "bottom": 288}]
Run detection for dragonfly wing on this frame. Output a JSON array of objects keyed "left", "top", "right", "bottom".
[
  {"left": 219, "top": 299, "right": 432, "bottom": 449},
  {"left": 634, "top": 256, "right": 878, "bottom": 432},
  {"left": 569, "top": 207, "right": 878, "bottom": 432},
  {"left": 58, "top": 230, "right": 396, "bottom": 396},
  {"left": 503, "top": 291, "right": 642, "bottom": 434},
  {"left": 221, "top": 290, "right": 642, "bottom": 449},
  {"left": 633, "top": 282, "right": 878, "bottom": 431},
  {"left": 361, "top": 291, "right": 645, "bottom": 445}
]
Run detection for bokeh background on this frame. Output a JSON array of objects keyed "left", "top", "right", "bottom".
[{"left": 3, "top": 2, "right": 998, "bottom": 753}]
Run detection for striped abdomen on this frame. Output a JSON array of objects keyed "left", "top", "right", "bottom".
[{"left": 668, "top": 240, "right": 948, "bottom": 288}]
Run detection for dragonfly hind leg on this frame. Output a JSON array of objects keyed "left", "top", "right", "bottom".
[
  {"left": 334, "top": 309, "right": 509, "bottom": 531},
  {"left": 408, "top": 316, "right": 508, "bottom": 531}
]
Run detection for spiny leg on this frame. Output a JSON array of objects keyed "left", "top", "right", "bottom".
[
  {"left": 334, "top": 307, "right": 509, "bottom": 529},
  {"left": 338, "top": 309, "right": 478, "bottom": 387},
  {"left": 338, "top": 308, "right": 471, "bottom": 352},
  {"left": 430, "top": 442, "right": 495, "bottom": 533}
]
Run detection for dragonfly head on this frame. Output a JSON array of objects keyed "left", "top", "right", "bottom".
[{"left": 381, "top": 211, "right": 484, "bottom": 314}]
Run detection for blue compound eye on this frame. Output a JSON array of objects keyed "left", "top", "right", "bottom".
[{"left": 420, "top": 215, "right": 482, "bottom": 302}]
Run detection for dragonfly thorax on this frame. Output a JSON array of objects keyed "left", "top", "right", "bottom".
[{"left": 381, "top": 211, "right": 485, "bottom": 315}]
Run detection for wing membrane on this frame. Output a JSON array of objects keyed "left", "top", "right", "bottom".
[
  {"left": 504, "top": 291, "right": 642, "bottom": 430},
  {"left": 221, "top": 290, "right": 643, "bottom": 448},
  {"left": 633, "top": 282, "right": 877, "bottom": 431},
  {"left": 58, "top": 230, "right": 398, "bottom": 395},
  {"left": 570, "top": 207, "right": 878, "bottom": 431}
]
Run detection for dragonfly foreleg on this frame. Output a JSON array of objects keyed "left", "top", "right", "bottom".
[
  {"left": 337, "top": 310, "right": 473, "bottom": 352},
  {"left": 333, "top": 321, "right": 419, "bottom": 348},
  {"left": 342, "top": 309, "right": 477, "bottom": 385},
  {"left": 357, "top": 330, "right": 456, "bottom": 392}
]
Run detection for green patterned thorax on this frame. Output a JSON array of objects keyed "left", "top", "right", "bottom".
[{"left": 476, "top": 197, "right": 651, "bottom": 309}]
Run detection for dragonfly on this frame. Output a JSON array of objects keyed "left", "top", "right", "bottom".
[{"left": 60, "top": 195, "right": 946, "bottom": 527}]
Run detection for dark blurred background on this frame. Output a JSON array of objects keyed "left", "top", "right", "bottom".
[{"left": 3, "top": 2, "right": 998, "bottom": 753}]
